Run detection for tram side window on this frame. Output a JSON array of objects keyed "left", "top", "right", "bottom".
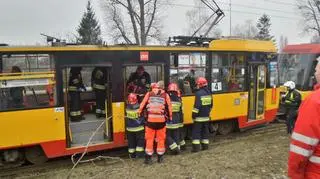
[
  {"left": 211, "top": 53, "right": 246, "bottom": 93},
  {"left": 170, "top": 53, "right": 207, "bottom": 95},
  {"left": 2, "top": 54, "right": 54, "bottom": 72},
  {"left": 0, "top": 66, "right": 56, "bottom": 111}
]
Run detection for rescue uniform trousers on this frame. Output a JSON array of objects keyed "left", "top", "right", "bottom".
[
  {"left": 70, "top": 91, "right": 82, "bottom": 121},
  {"left": 192, "top": 121, "right": 209, "bottom": 146},
  {"left": 179, "top": 126, "right": 186, "bottom": 147},
  {"left": 145, "top": 126, "right": 166, "bottom": 156},
  {"left": 127, "top": 130, "right": 145, "bottom": 157},
  {"left": 94, "top": 89, "right": 106, "bottom": 117},
  {"left": 286, "top": 108, "right": 298, "bottom": 134},
  {"left": 166, "top": 128, "right": 179, "bottom": 151}
]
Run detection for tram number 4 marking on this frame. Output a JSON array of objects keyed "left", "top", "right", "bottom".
[{"left": 211, "top": 82, "right": 222, "bottom": 92}]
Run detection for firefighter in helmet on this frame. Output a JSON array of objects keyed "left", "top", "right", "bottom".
[
  {"left": 68, "top": 67, "right": 86, "bottom": 122},
  {"left": 92, "top": 67, "right": 108, "bottom": 118},
  {"left": 191, "top": 77, "right": 213, "bottom": 152},
  {"left": 282, "top": 81, "right": 301, "bottom": 134},
  {"left": 166, "top": 82, "right": 184, "bottom": 154},
  {"left": 125, "top": 93, "right": 145, "bottom": 158}
]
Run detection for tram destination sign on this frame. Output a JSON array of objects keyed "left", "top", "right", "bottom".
[{"left": 0, "top": 79, "right": 49, "bottom": 88}]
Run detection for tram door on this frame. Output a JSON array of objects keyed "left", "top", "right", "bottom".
[
  {"left": 63, "top": 66, "right": 112, "bottom": 148},
  {"left": 123, "top": 64, "right": 164, "bottom": 137},
  {"left": 248, "top": 63, "right": 266, "bottom": 121}
]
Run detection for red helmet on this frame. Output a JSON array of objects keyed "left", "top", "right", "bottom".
[
  {"left": 151, "top": 82, "right": 159, "bottom": 89},
  {"left": 168, "top": 83, "right": 179, "bottom": 92},
  {"left": 127, "top": 93, "right": 138, "bottom": 104},
  {"left": 196, "top": 77, "right": 208, "bottom": 88}
]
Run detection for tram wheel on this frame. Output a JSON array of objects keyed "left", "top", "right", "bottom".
[
  {"left": 209, "top": 123, "right": 218, "bottom": 137},
  {"left": 25, "top": 146, "right": 48, "bottom": 164},
  {"left": 217, "top": 120, "right": 235, "bottom": 135}
]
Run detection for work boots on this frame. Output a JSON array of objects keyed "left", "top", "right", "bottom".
[
  {"left": 191, "top": 144, "right": 200, "bottom": 153},
  {"left": 144, "top": 155, "right": 152, "bottom": 164},
  {"left": 202, "top": 144, "right": 209, "bottom": 150},
  {"left": 157, "top": 155, "right": 164, "bottom": 163}
]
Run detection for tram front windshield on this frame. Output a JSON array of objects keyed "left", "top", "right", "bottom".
[{"left": 278, "top": 53, "right": 315, "bottom": 90}]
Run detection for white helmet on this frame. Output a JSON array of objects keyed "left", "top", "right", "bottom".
[{"left": 283, "top": 81, "right": 295, "bottom": 90}]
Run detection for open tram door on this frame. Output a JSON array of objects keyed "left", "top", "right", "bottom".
[
  {"left": 123, "top": 64, "right": 164, "bottom": 138},
  {"left": 63, "top": 66, "right": 112, "bottom": 148},
  {"left": 248, "top": 62, "right": 267, "bottom": 121}
]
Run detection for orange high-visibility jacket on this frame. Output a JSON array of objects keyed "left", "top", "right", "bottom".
[
  {"left": 139, "top": 88, "right": 172, "bottom": 122},
  {"left": 288, "top": 84, "right": 320, "bottom": 179}
]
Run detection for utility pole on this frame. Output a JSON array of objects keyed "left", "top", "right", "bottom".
[{"left": 229, "top": 0, "right": 232, "bottom": 36}]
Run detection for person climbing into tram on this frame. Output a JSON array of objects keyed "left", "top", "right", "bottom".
[
  {"left": 139, "top": 81, "right": 172, "bottom": 164},
  {"left": 91, "top": 67, "right": 108, "bottom": 118},
  {"left": 127, "top": 66, "right": 151, "bottom": 102},
  {"left": 68, "top": 67, "right": 86, "bottom": 122},
  {"left": 125, "top": 93, "right": 145, "bottom": 159},
  {"left": 9, "top": 66, "right": 25, "bottom": 108},
  {"left": 282, "top": 81, "right": 301, "bottom": 134},
  {"left": 166, "top": 82, "right": 184, "bottom": 154},
  {"left": 288, "top": 57, "right": 320, "bottom": 178},
  {"left": 191, "top": 77, "right": 213, "bottom": 152}
]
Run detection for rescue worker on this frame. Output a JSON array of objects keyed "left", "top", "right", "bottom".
[
  {"left": 139, "top": 81, "right": 172, "bottom": 164},
  {"left": 166, "top": 83, "right": 183, "bottom": 155},
  {"left": 191, "top": 77, "right": 213, "bottom": 152},
  {"left": 282, "top": 81, "right": 301, "bottom": 134},
  {"left": 127, "top": 66, "right": 151, "bottom": 102},
  {"left": 288, "top": 57, "right": 320, "bottom": 178},
  {"left": 91, "top": 67, "right": 108, "bottom": 118},
  {"left": 184, "top": 69, "right": 196, "bottom": 93},
  {"left": 9, "top": 66, "right": 25, "bottom": 108},
  {"left": 125, "top": 93, "right": 145, "bottom": 159},
  {"left": 68, "top": 67, "right": 86, "bottom": 122}
]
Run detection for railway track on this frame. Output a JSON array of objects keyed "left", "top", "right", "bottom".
[{"left": 0, "top": 123, "right": 287, "bottom": 178}]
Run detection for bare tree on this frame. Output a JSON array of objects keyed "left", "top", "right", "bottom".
[
  {"left": 297, "top": 0, "right": 320, "bottom": 36},
  {"left": 185, "top": 0, "right": 222, "bottom": 38},
  {"left": 100, "top": 0, "right": 169, "bottom": 45},
  {"left": 279, "top": 35, "right": 288, "bottom": 52},
  {"left": 232, "top": 20, "right": 258, "bottom": 39}
]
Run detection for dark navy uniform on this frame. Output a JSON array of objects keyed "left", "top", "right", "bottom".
[
  {"left": 127, "top": 71, "right": 151, "bottom": 102},
  {"left": 283, "top": 89, "right": 301, "bottom": 134},
  {"left": 126, "top": 103, "right": 145, "bottom": 158},
  {"left": 191, "top": 87, "right": 213, "bottom": 152},
  {"left": 69, "top": 67, "right": 85, "bottom": 122},
  {"left": 92, "top": 67, "right": 108, "bottom": 118},
  {"left": 166, "top": 92, "right": 183, "bottom": 154}
]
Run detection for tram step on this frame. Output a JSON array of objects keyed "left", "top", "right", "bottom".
[
  {"left": 71, "top": 129, "right": 107, "bottom": 145},
  {"left": 70, "top": 119, "right": 105, "bottom": 133}
]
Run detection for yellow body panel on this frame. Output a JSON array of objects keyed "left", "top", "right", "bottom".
[
  {"left": 182, "top": 92, "right": 248, "bottom": 124},
  {"left": 265, "top": 88, "right": 280, "bottom": 111},
  {"left": 0, "top": 108, "right": 65, "bottom": 148},
  {"left": 112, "top": 102, "right": 125, "bottom": 133},
  {"left": 209, "top": 39, "right": 277, "bottom": 52}
]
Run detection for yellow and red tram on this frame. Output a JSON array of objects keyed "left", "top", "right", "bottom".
[{"left": 0, "top": 39, "right": 279, "bottom": 164}]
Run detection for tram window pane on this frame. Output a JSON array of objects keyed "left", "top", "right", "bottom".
[
  {"left": 0, "top": 72, "right": 57, "bottom": 111},
  {"left": 169, "top": 53, "right": 207, "bottom": 95},
  {"left": 211, "top": 53, "right": 245, "bottom": 93},
  {"left": 2, "top": 54, "right": 53, "bottom": 72}
]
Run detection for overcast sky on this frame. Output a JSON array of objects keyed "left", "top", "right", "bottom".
[{"left": 0, "top": 0, "right": 311, "bottom": 46}]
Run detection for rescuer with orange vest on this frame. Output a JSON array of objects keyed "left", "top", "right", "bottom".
[{"left": 139, "top": 81, "right": 172, "bottom": 164}]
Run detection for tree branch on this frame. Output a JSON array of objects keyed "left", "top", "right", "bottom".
[{"left": 145, "top": 0, "right": 157, "bottom": 37}]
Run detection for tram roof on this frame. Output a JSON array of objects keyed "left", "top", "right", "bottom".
[
  {"left": 0, "top": 39, "right": 276, "bottom": 53},
  {"left": 283, "top": 43, "right": 320, "bottom": 54}
]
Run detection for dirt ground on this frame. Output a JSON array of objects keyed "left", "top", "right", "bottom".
[{"left": 14, "top": 125, "right": 290, "bottom": 179}]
